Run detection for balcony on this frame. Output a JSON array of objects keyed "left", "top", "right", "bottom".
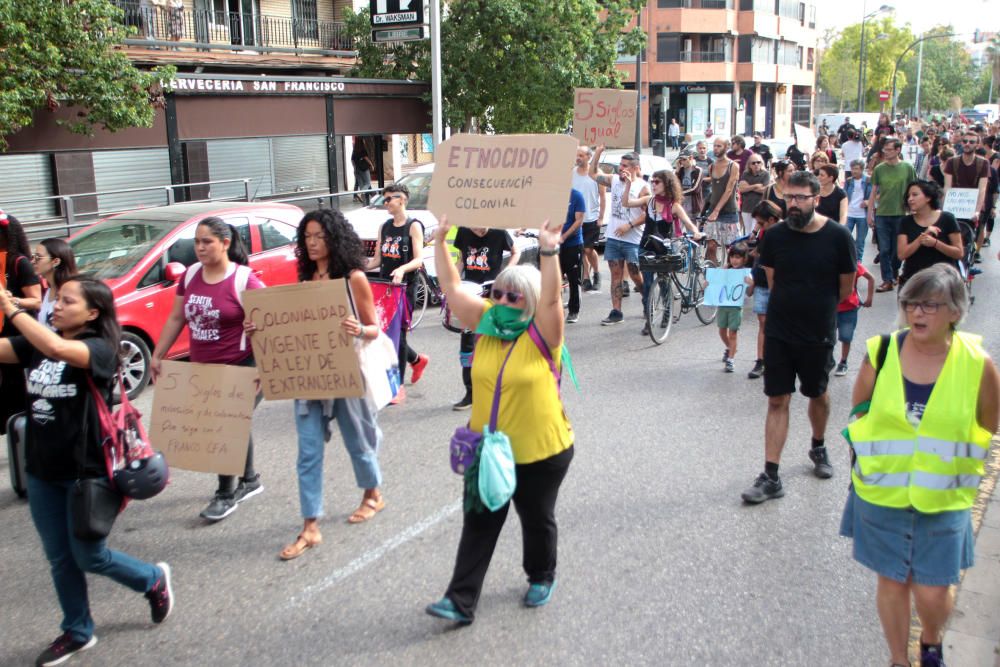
[
  {"left": 114, "top": 1, "right": 352, "bottom": 56},
  {"left": 675, "top": 50, "right": 729, "bottom": 63},
  {"left": 657, "top": 0, "right": 733, "bottom": 7}
]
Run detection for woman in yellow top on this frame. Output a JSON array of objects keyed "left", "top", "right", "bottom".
[
  {"left": 843, "top": 264, "right": 999, "bottom": 667},
  {"left": 425, "top": 215, "right": 573, "bottom": 624}
]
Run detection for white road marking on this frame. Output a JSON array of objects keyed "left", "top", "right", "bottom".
[{"left": 283, "top": 500, "right": 461, "bottom": 609}]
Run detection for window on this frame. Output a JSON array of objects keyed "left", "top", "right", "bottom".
[
  {"left": 656, "top": 33, "right": 681, "bottom": 62},
  {"left": 292, "top": 0, "right": 319, "bottom": 40},
  {"left": 739, "top": 36, "right": 774, "bottom": 64},
  {"left": 258, "top": 218, "right": 298, "bottom": 251},
  {"left": 791, "top": 86, "right": 811, "bottom": 124}
]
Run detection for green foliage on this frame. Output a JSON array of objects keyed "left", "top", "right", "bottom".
[
  {"left": 896, "top": 27, "right": 979, "bottom": 114},
  {"left": 342, "top": 0, "right": 645, "bottom": 133},
  {"left": 818, "top": 29, "right": 859, "bottom": 111},
  {"left": 0, "top": 0, "right": 175, "bottom": 151},
  {"left": 817, "top": 18, "right": 913, "bottom": 112}
]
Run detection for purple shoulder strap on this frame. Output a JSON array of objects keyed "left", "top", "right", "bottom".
[
  {"left": 527, "top": 322, "right": 561, "bottom": 391},
  {"left": 488, "top": 338, "right": 519, "bottom": 432}
]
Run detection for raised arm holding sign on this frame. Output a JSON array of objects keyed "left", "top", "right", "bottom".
[{"left": 572, "top": 88, "right": 638, "bottom": 148}]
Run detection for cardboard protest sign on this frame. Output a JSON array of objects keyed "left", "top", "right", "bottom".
[
  {"left": 794, "top": 123, "right": 816, "bottom": 157},
  {"left": 572, "top": 88, "right": 638, "bottom": 148},
  {"left": 243, "top": 280, "right": 364, "bottom": 400},
  {"left": 150, "top": 361, "right": 258, "bottom": 475},
  {"left": 428, "top": 133, "right": 577, "bottom": 230},
  {"left": 942, "top": 188, "right": 979, "bottom": 220},
  {"left": 704, "top": 268, "right": 752, "bottom": 307}
]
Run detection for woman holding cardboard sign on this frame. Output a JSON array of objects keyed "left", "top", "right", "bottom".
[
  {"left": 249, "top": 208, "right": 385, "bottom": 561},
  {"left": 151, "top": 217, "right": 265, "bottom": 522}
]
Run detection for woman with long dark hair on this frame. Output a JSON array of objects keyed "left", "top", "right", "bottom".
[
  {"left": 253, "top": 208, "right": 385, "bottom": 560},
  {"left": 151, "top": 217, "right": 264, "bottom": 521},
  {"left": 764, "top": 160, "right": 793, "bottom": 218},
  {"left": 0, "top": 209, "right": 42, "bottom": 433},
  {"left": 32, "top": 238, "right": 78, "bottom": 330},
  {"left": 0, "top": 276, "right": 173, "bottom": 666},
  {"left": 896, "top": 180, "right": 963, "bottom": 286}
]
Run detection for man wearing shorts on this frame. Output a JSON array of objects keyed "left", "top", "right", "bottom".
[
  {"left": 590, "top": 146, "right": 648, "bottom": 325},
  {"left": 573, "top": 145, "right": 605, "bottom": 292},
  {"left": 742, "top": 171, "right": 857, "bottom": 504},
  {"left": 705, "top": 137, "right": 741, "bottom": 263}
]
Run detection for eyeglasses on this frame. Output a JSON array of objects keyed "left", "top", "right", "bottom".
[
  {"left": 30, "top": 253, "right": 49, "bottom": 262},
  {"left": 902, "top": 300, "right": 943, "bottom": 314},
  {"left": 782, "top": 194, "right": 815, "bottom": 203},
  {"left": 961, "top": 140, "right": 978, "bottom": 144},
  {"left": 383, "top": 194, "right": 404, "bottom": 201},
  {"left": 491, "top": 288, "right": 524, "bottom": 304},
  {"left": 749, "top": 161, "right": 764, "bottom": 165}
]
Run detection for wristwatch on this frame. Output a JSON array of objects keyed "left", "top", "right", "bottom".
[{"left": 539, "top": 245, "right": 560, "bottom": 257}]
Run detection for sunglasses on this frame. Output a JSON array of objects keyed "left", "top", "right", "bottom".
[
  {"left": 962, "top": 140, "right": 978, "bottom": 144},
  {"left": 650, "top": 178, "right": 662, "bottom": 183},
  {"left": 383, "top": 194, "right": 404, "bottom": 201},
  {"left": 491, "top": 288, "right": 524, "bottom": 303}
]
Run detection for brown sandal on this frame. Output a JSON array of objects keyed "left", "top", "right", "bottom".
[
  {"left": 279, "top": 532, "right": 322, "bottom": 561},
  {"left": 348, "top": 496, "right": 385, "bottom": 524}
]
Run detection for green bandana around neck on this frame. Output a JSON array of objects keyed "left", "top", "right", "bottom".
[{"left": 476, "top": 304, "right": 531, "bottom": 340}]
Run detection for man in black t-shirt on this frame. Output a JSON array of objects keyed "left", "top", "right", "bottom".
[
  {"left": 742, "top": 171, "right": 857, "bottom": 505},
  {"left": 450, "top": 227, "right": 519, "bottom": 410}
]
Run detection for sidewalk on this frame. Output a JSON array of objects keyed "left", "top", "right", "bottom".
[{"left": 944, "top": 440, "right": 1000, "bottom": 666}]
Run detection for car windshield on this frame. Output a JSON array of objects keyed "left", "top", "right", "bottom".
[
  {"left": 368, "top": 171, "right": 432, "bottom": 209},
  {"left": 70, "top": 219, "right": 176, "bottom": 279}
]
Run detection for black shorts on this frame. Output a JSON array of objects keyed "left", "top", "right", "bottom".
[
  {"left": 763, "top": 337, "right": 834, "bottom": 398},
  {"left": 582, "top": 221, "right": 600, "bottom": 248}
]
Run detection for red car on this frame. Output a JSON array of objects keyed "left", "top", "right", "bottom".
[{"left": 69, "top": 202, "right": 304, "bottom": 398}]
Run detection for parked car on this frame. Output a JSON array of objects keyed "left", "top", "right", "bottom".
[{"left": 68, "top": 201, "right": 304, "bottom": 399}]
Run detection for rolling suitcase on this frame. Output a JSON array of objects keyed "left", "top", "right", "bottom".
[{"left": 7, "top": 412, "right": 27, "bottom": 498}]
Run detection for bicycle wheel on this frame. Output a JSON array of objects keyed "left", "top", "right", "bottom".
[
  {"left": 410, "top": 270, "right": 429, "bottom": 329},
  {"left": 694, "top": 260, "right": 717, "bottom": 325},
  {"left": 646, "top": 277, "right": 673, "bottom": 345}
]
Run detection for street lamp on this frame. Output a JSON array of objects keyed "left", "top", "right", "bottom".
[
  {"left": 890, "top": 33, "right": 956, "bottom": 118},
  {"left": 857, "top": 3, "right": 894, "bottom": 112}
]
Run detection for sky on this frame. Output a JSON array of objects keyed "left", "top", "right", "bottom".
[{"left": 817, "top": 0, "right": 996, "bottom": 39}]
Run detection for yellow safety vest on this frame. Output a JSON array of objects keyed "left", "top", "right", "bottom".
[{"left": 847, "top": 330, "right": 992, "bottom": 513}]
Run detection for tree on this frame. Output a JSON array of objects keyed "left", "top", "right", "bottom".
[
  {"left": 341, "top": 7, "right": 427, "bottom": 81},
  {"left": 342, "top": 0, "right": 645, "bottom": 133},
  {"left": 817, "top": 18, "right": 913, "bottom": 112},
  {"left": 818, "top": 29, "right": 859, "bottom": 111},
  {"left": 0, "top": 0, "right": 174, "bottom": 151},
  {"left": 896, "top": 27, "right": 979, "bottom": 115}
]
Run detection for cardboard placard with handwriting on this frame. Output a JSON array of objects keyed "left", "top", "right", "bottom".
[
  {"left": 243, "top": 280, "right": 364, "bottom": 400},
  {"left": 150, "top": 361, "right": 258, "bottom": 475},
  {"left": 572, "top": 88, "right": 638, "bottom": 148},
  {"left": 942, "top": 188, "right": 979, "bottom": 220},
  {"left": 428, "top": 133, "right": 577, "bottom": 230}
]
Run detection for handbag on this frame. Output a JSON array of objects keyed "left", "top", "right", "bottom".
[
  {"left": 356, "top": 331, "right": 401, "bottom": 410},
  {"left": 70, "top": 476, "right": 123, "bottom": 541}
]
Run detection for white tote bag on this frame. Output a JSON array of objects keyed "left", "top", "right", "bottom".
[{"left": 356, "top": 332, "right": 400, "bottom": 410}]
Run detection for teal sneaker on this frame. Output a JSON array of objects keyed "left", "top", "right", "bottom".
[
  {"left": 524, "top": 580, "right": 557, "bottom": 607},
  {"left": 425, "top": 597, "right": 472, "bottom": 624}
]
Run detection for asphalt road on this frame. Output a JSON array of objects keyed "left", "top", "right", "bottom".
[{"left": 2, "top": 246, "right": 999, "bottom": 666}]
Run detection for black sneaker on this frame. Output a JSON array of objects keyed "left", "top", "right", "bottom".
[
  {"left": 566, "top": 311, "right": 579, "bottom": 324},
  {"left": 36, "top": 633, "right": 97, "bottom": 667},
  {"left": 808, "top": 446, "right": 834, "bottom": 479},
  {"left": 722, "top": 349, "right": 730, "bottom": 363},
  {"left": 834, "top": 361, "right": 849, "bottom": 377},
  {"left": 199, "top": 492, "right": 237, "bottom": 521},
  {"left": 974, "top": 251, "right": 983, "bottom": 264},
  {"left": 640, "top": 322, "right": 650, "bottom": 336},
  {"left": 233, "top": 475, "right": 263, "bottom": 504},
  {"left": 748, "top": 359, "right": 764, "bottom": 379},
  {"left": 984, "top": 237, "right": 991, "bottom": 248},
  {"left": 145, "top": 562, "right": 174, "bottom": 624},
  {"left": 622, "top": 281, "right": 630, "bottom": 296},
  {"left": 452, "top": 392, "right": 472, "bottom": 411},
  {"left": 920, "top": 643, "right": 945, "bottom": 667},
  {"left": 582, "top": 278, "right": 593, "bottom": 292},
  {"left": 601, "top": 310, "right": 624, "bottom": 325},
  {"left": 593, "top": 272, "right": 602, "bottom": 290},
  {"left": 741, "top": 472, "right": 784, "bottom": 504}
]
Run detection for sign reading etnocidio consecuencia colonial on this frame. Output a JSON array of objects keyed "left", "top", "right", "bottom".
[{"left": 428, "top": 134, "right": 577, "bottom": 230}]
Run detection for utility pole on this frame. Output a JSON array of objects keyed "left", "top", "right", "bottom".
[
  {"left": 430, "top": 0, "right": 443, "bottom": 146},
  {"left": 914, "top": 38, "right": 923, "bottom": 116},
  {"left": 634, "top": 5, "right": 643, "bottom": 153}
]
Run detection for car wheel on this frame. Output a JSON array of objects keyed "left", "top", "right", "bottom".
[{"left": 117, "top": 332, "right": 151, "bottom": 401}]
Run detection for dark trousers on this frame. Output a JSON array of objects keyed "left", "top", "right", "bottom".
[
  {"left": 399, "top": 281, "right": 420, "bottom": 379},
  {"left": 560, "top": 244, "right": 582, "bottom": 315},
  {"left": 460, "top": 330, "right": 475, "bottom": 391},
  {"left": 445, "top": 445, "right": 574, "bottom": 618}
]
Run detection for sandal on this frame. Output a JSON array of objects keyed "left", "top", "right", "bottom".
[
  {"left": 279, "top": 532, "right": 322, "bottom": 561},
  {"left": 876, "top": 282, "right": 894, "bottom": 292},
  {"left": 348, "top": 496, "right": 386, "bottom": 524}
]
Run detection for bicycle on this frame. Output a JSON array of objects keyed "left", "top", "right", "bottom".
[{"left": 639, "top": 234, "right": 717, "bottom": 345}]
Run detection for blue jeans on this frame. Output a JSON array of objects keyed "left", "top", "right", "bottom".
[
  {"left": 845, "top": 216, "right": 868, "bottom": 262},
  {"left": 875, "top": 215, "right": 904, "bottom": 283},
  {"left": 27, "top": 474, "right": 161, "bottom": 643},
  {"left": 641, "top": 270, "right": 654, "bottom": 312},
  {"left": 294, "top": 398, "right": 383, "bottom": 519}
]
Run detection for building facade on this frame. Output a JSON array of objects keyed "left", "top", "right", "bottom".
[{"left": 618, "top": 0, "right": 818, "bottom": 145}]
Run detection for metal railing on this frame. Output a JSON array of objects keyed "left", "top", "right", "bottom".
[
  {"left": 3, "top": 179, "right": 251, "bottom": 240},
  {"left": 264, "top": 187, "right": 383, "bottom": 211},
  {"left": 113, "top": 1, "right": 351, "bottom": 53},
  {"left": 658, "top": 0, "right": 733, "bottom": 8}
]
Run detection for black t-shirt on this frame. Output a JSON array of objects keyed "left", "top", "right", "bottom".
[
  {"left": 2, "top": 255, "right": 41, "bottom": 337},
  {"left": 816, "top": 186, "right": 846, "bottom": 220},
  {"left": 899, "top": 211, "right": 961, "bottom": 281},
  {"left": 377, "top": 218, "right": 423, "bottom": 283},
  {"left": 10, "top": 334, "right": 117, "bottom": 481},
  {"left": 758, "top": 219, "right": 857, "bottom": 346},
  {"left": 453, "top": 228, "right": 513, "bottom": 284}
]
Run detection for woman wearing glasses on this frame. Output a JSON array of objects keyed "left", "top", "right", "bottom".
[
  {"left": 425, "top": 216, "right": 574, "bottom": 624},
  {"left": 896, "top": 180, "right": 963, "bottom": 287},
  {"left": 843, "top": 263, "right": 999, "bottom": 667},
  {"left": 738, "top": 156, "right": 771, "bottom": 236},
  {"left": 31, "top": 239, "right": 78, "bottom": 330}
]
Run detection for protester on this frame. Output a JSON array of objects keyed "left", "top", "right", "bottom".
[
  {"left": 943, "top": 130, "right": 990, "bottom": 258},
  {"left": 560, "top": 189, "right": 586, "bottom": 324},
  {"left": 842, "top": 264, "right": 999, "bottom": 667},
  {"left": 809, "top": 150, "right": 830, "bottom": 173},
  {"left": 32, "top": 238, "right": 77, "bottom": 330},
  {"left": 834, "top": 262, "right": 875, "bottom": 376},
  {"left": 741, "top": 171, "right": 857, "bottom": 504},
  {"left": 837, "top": 117, "right": 857, "bottom": 146},
  {"left": 0, "top": 276, "right": 173, "bottom": 666},
  {"left": 427, "top": 216, "right": 574, "bottom": 624},
  {"left": 869, "top": 138, "right": 917, "bottom": 292},
  {"left": 727, "top": 135, "right": 752, "bottom": 175},
  {"left": 750, "top": 133, "right": 773, "bottom": 168},
  {"left": 0, "top": 209, "right": 42, "bottom": 434},
  {"left": 668, "top": 118, "right": 681, "bottom": 149},
  {"left": 764, "top": 160, "right": 793, "bottom": 218},
  {"left": 815, "top": 135, "right": 837, "bottom": 165},
  {"left": 785, "top": 139, "right": 806, "bottom": 171},
  {"left": 351, "top": 140, "right": 375, "bottom": 205},
  {"left": 262, "top": 209, "right": 385, "bottom": 560},
  {"left": 841, "top": 129, "right": 865, "bottom": 165},
  {"left": 573, "top": 145, "right": 605, "bottom": 293},
  {"left": 897, "top": 180, "right": 963, "bottom": 287},
  {"left": 844, "top": 159, "right": 873, "bottom": 261},
  {"left": 151, "top": 217, "right": 264, "bottom": 521},
  {"left": 705, "top": 137, "right": 741, "bottom": 264},
  {"left": 367, "top": 183, "right": 430, "bottom": 403},
  {"left": 676, "top": 151, "right": 704, "bottom": 218},
  {"left": 816, "top": 164, "right": 847, "bottom": 225},
  {"left": 694, "top": 141, "right": 714, "bottom": 208},
  {"left": 746, "top": 201, "right": 784, "bottom": 380},
  {"left": 738, "top": 155, "right": 771, "bottom": 235},
  {"left": 718, "top": 243, "right": 752, "bottom": 373}
]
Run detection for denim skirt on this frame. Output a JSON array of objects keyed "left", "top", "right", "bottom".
[{"left": 839, "top": 487, "right": 974, "bottom": 586}]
